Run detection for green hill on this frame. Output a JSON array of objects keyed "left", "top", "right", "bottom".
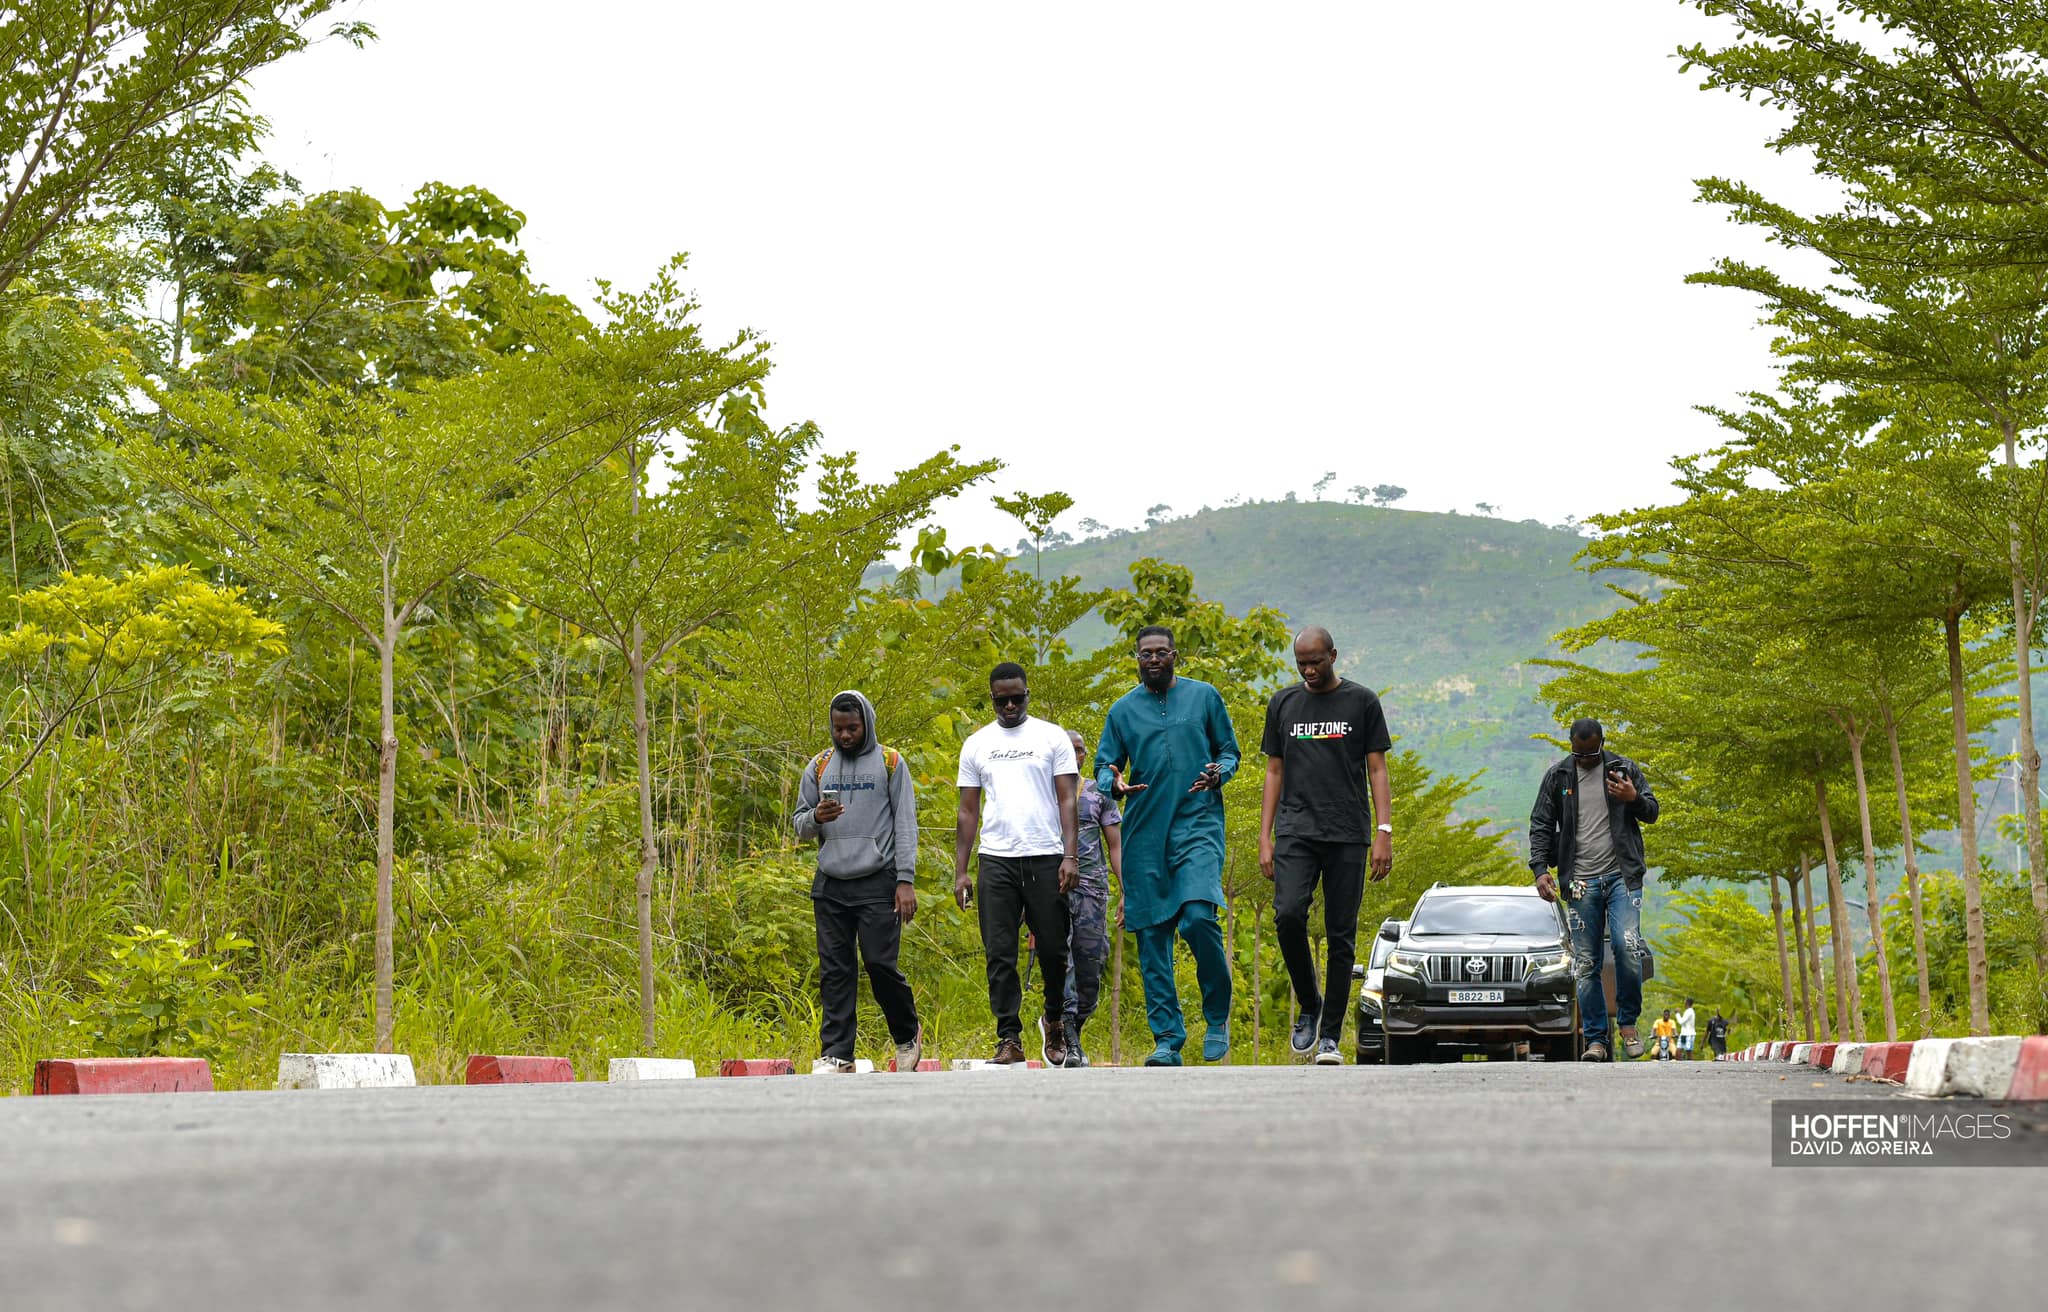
[{"left": 949, "top": 501, "right": 1642, "bottom": 823}]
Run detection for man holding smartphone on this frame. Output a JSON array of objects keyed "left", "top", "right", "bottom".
[
  {"left": 954, "top": 663, "right": 1081, "bottom": 1066},
  {"left": 1095, "top": 625, "right": 1240, "bottom": 1067},
  {"left": 1529, "top": 717, "right": 1660, "bottom": 1062},
  {"left": 794, "top": 690, "right": 922, "bottom": 1074}
]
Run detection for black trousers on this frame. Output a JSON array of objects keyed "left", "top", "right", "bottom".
[
  {"left": 977, "top": 853, "right": 1070, "bottom": 1042},
  {"left": 814, "top": 895, "right": 920, "bottom": 1060},
  {"left": 1273, "top": 834, "right": 1368, "bottom": 1038}
]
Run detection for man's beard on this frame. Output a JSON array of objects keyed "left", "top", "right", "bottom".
[{"left": 1139, "top": 664, "right": 1173, "bottom": 690}]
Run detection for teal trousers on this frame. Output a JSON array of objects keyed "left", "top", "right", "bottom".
[{"left": 1135, "top": 900, "right": 1232, "bottom": 1051}]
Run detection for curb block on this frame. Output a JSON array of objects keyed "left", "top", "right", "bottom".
[
  {"left": 1808, "top": 1043, "right": 1837, "bottom": 1068},
  {"left": 1904, "top": 1037, "right": 2023, "bottom": 1099},
  {"left": 465, "top": 1055, "right": 574, "bottom": 1085},
  {"left": 887, "top": 1058, "right": 945, "bottom": 1072},
  {"left": 1830, "top": 1043, "right": 1867, "bottom": 1074},
  {"left": 607, "top": 1058, "right": 697, "bottom": 1082},
  {"left": 950, "top": 1059, "right": 1047, "bottom": 1070},
  {"left": 33, "top": 1058, "right": 213, "bottom": 1095},
  {"left": 1789, "top": 1043, "right": 1813, "bottom": 1064},
  {"left": 1859, "top": 1042, "right": 1914, "bottom": 1083},
  {"left": 2009, "top": 1037, "right": 2048, "bottom": 1100},
  {"left": 719, "top": 1059, "right": 794, "bottom": 1077},
  {"left": 1775, "top": 1042, "right": 1798, "bottom": 1060},
  {"left": 810, "top": 1059, "right": 875, "bottom": 1074},
  {"left": 277, "top": 1053, "right": 415, "bottom": 1090}
]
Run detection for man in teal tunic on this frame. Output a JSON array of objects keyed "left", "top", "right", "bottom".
[{"left": 1095, "top": 624, "right": 1239, "bottom": 1066}]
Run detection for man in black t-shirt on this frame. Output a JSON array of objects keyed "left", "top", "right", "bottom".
[
  {"left": 1259, "top": 626, "right": 1394, "bottom": 1065},
  {"left": 1705, "top": 1011, "right": 1730, "bottom": 1059}
]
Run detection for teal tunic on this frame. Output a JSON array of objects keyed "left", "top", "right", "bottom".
[{"left": 1094, "top": 676, "right": 1240, "bottom": 931}]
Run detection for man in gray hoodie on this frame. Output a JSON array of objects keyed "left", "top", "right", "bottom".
[{"left": 793, "top": 690, "right": 923, "bottom": 1073}]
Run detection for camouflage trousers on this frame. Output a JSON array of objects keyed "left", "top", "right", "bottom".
[{"left": 1062, "top": 883, "right": 1110, "bottom": 1033}]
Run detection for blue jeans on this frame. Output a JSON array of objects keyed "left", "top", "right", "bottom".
[{"left": 1565, "top": 874, "right": 1643, "bottom": 1043}]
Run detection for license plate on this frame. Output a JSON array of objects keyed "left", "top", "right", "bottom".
[{"left": 1448, "top": 989, "right": 1504, "bottom": 1004}]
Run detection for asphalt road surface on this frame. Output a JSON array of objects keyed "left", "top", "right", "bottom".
[{"left": 1, "top": 1061, "right": 2037, "bottom": 1311}]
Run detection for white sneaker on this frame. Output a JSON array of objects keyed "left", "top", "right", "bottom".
[
  {"left": 813, "top": 1056, "right": 856, "bottom": 1074},
  {"left": 894, "top": 1030, "right": 923, "bottom": 1073}
]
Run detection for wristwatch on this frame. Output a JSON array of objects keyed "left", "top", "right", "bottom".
[{"left": 1375, "top": 822, "right": 1392, "bottom": 835}]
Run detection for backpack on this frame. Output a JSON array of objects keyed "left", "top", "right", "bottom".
[{"left": 811, "top": 746, "right": 901, "bottom": 783}]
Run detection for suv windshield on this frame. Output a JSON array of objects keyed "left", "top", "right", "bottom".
[{"left": 1409, "top": 896, "right": 1558, "bottom": 938}]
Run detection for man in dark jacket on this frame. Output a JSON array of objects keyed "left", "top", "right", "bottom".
[
  {"left": 794, "top": 690, "right": 922, "bottom": 1074},
  {"left": 1530, "top": 717, "right": 1659, "bottom": 1062}
]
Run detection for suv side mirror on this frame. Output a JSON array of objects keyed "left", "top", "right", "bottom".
[{"left": 1378, "top": 922, "right": 1401, "bottom": 943}]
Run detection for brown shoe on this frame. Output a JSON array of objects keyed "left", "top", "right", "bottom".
[
  {"left": 1581, "top": 1041, "right": 1609, "bottom": 1062},
  {"left": 991, "top": 1037, "right": 1027, "bottom": 1064},
  {"left": 1040, "top": 1017, "right": 1067, "bottom": 1068},
  {"left": 1619, "top": 1027, "right": 1644, "bottom": 1060}
]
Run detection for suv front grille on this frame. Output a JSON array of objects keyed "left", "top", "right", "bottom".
[{"left": 1425, "top": 953, "right": 1528, "bottom": 985}]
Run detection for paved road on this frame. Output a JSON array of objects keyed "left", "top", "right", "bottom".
[{"left": 0, "top": 1062, "right": 2037, "bottom": 1310}]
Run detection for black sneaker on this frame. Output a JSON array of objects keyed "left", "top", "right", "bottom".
[
  {"left": 1063, "top": 1025, "right": 1088, "bottom": 1069},
  {"left": 1313, "top": 1038, "right": 1343, "bottom": 1066},
  {"left": 1290, "top": 1007, "right": 1322, "bottom": 1056}
]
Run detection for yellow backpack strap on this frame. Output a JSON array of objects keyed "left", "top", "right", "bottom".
[
  {"left": 810, "top": 751, "right": 833, "bottom": 784},
  {"left": 884, "top": 747, "right": 900, "bottom": 776}
]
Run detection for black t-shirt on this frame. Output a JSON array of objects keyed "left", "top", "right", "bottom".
[
  {"left": 1260, "top": 679, "right": 1393, "bottom": 842},
  {"left": 1706, "top": 1017, "right": 1729, "bottom": 1042}
]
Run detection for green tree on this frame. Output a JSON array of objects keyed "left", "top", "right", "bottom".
[{"left": 122, "top": 271, "right": 725, "bottom": 1051}]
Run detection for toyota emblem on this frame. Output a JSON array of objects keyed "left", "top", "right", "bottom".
[{"left": 1464, "top": 956, "right": 1487, "bottom": 976}]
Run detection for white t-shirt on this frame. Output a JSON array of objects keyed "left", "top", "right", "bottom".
[
  {"left": 1677, "top": 1007, "right": 1696, "bottom": 1037},
  {"left": 957, "top": 716, "right": 1078, "bottom": 858}
]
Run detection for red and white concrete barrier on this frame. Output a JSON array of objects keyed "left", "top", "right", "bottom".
[
  {"left": 465, "top": 1055, "right": 574, "bottom": 1085},
  {"left": 33, "top": 1058, "right": 213, "bottom": 1095},
  {"left": 1859, "top": 1042, "right": 1914, "bottom": 1083},
  {"left": 2008, "top": 1037, "right": 2048, "bottom": 1100},
  {"left": 277, "top": 1053, "right": 415, "bottom": 1090},
  {"left": 1904, "top": 1037, "right": 2023, "bottom": 1098},
  {"left": 1807, "top": 1043, "right": 1837, "bottom": 1068},
  {"left": 607, "top": 1058, "right": 696, "bottom": 1081},
  {"left": 719, "top": 1059, "right": 794, "bottom": 1077}
]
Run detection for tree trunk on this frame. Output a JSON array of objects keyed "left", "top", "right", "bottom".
[
  {"left": 631, "top": 637, "right": 658, "bottom": 1051},
  {"left": 1110, "top": 914, "right": 1123, "bottom": 1067},
  {"left": 1250, "top": 902, "right": 1262, "bottom": 1059},
  {"left": 374, "top": 578, "right": 398, "bottom": 1055},
  {"left": 1768, "top": 872, "right": 1793, "bottom": 1037},
  {"left": 1945, "top": 606, "right": 1992, "bottom": 1034},
  {"left": 1843, "top": 723, "right": 1898, "bottom": 1040},
  {"left": 1813, "top": 771, "right": 1864, "bottom": 1042},
  {"left": 1881, "top": 698, "right": 1934, "bottom": 1038},
  {"left": 1790, "top": 855, "right": 1814, "bottom": 1042},
  {"left": 2000, "top": 421, "right": 2048, "bottom": 981},
  {"left": 1801, "top": 859, "right": 1829, "bottom": 1042}
]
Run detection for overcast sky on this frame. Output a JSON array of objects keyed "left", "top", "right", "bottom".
[{"left": 245, "top": 2, "right": 1840, "bottom": 550}]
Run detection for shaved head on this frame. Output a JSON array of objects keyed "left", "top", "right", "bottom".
[
  {"left": 1294, "top": 625, "right": 1334, "bottom": 655},
  {"left": 1293, "top": 625, "right": 1338, "bottom": 691}
]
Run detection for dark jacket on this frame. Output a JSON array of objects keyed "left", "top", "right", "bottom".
[{"left": 1527, "top": 750, "right": 1658, "bottom": 888}]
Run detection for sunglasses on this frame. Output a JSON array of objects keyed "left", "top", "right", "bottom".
[{"left": 992, "top": 693, "right": 1028, "bottom": 707}]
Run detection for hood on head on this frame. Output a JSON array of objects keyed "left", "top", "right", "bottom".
[{"left": 829, "top": 688, "right": 877, "bottom": 758}]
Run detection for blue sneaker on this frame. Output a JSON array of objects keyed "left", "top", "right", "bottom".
[
  {"left": 1143, "top": 1042, "right": 1182, "bottom": 1067},
  {"left": 1290, "top": 1007, "right": 1321, "bottom": 1056},
  {"left": 1203, "top": 1025, "right": 1231, "bottom": 1063}
]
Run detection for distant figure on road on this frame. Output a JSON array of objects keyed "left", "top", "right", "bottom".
[
  {"left": 1258, "top": 625, "right": 1393, "bottom": 1066},
  {"left": 1096, "top": 625, "right": 1239, "bottom": 1067},
  {"left": 793, "top": 690, "right": 922, "bottom": 1075},
  {"left": 1706, "top": 1010, "right": 1730, "bottom": 1059},
  {"left": 1530, "top": 717, "right": 1660, "bottom": 1063},
  {"left": 1677, "top": 996, "right": 1697, "bottom": 1059},
  {"left": 1652, "top": 1009, "right": 1677, "bottom": 1061},
  {"left": 955, "top": 663, "right": 1081, "bottom": 1066},
  {"left": 1061, "top": 728, "right": 1122, "bottom": 1068}
]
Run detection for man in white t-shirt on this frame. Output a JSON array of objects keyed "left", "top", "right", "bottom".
[
  {"left": 1677, "top": 998, "right": 1696, "bottom": 1059},
  {"left": 955, "top": 661, "right": 1081, "bottom": 1065}
]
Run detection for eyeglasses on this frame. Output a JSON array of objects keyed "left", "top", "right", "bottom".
[
  {"left": 992, "top": 693, "right": 1028, "bottom": 707},
  {"left": 1136, "top": 651, "right": 1174, "bottom": 663}
]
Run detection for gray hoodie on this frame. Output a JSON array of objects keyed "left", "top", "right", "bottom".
[{"left": 793, "top": 689, "right": 918, "bottom": 886}]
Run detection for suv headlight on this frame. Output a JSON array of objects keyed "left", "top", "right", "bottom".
[
  {"left": 1528, "top": 950, "right": 1571, "bottom": 977},
  {"left": 1387, "top": 949, "right": 1426, "bottom": 976}
]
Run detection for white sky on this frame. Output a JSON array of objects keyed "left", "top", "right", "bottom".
[{"left": 246, "top": 1, "right": 1840, "bottom": 550}]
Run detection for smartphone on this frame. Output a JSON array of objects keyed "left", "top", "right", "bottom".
[{"left": 819, "top": 788, "right": 840, "bottom": 812}]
